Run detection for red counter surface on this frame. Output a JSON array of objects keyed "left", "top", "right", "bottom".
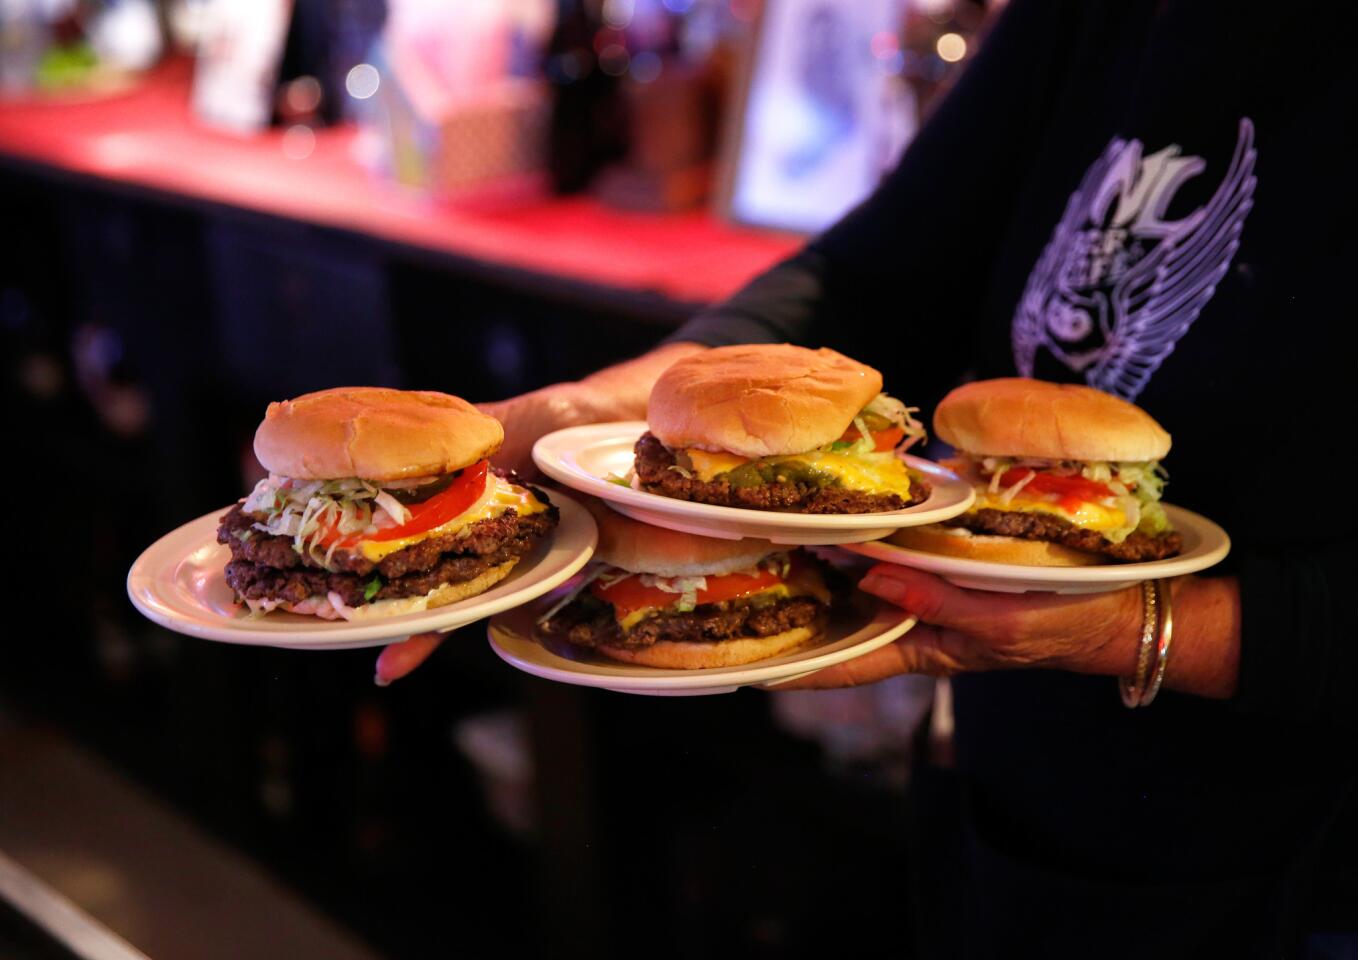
[{"left": 0, "top": 61, "right": 800, "bottom": 307}]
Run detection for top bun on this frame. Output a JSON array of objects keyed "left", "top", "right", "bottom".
[
  {"left": 647, "top": 344, "right": 883, "bottom": 458},
  {"left": 254, "top": 387, "right": 503, "bottom": 481},
  {"left": 934, "top": 378, "right": 1170, "bottom": 462},
  {"left": 586, "top": 498, "right": 780, "bottom": 577}
]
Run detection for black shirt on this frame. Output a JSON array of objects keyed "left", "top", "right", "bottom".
[{"left": 669, "top": 0, "right": 1358, "bottom": 954}]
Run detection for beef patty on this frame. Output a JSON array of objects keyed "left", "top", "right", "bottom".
[
  {"left": 218, "top": 487, "right": 558, "bottom": 606},
  {"left": 539, "top": 593, "right": 827, "bottom": 650},
  {"left": 632, "top": 432, "right": 927, "bottom": 513},
  {"left": 945, "top": 508, "right": 1182, "bottom": 562}
]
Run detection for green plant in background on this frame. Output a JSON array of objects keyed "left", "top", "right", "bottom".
[{"left": 36, "top": 41, "right": 98, "bottom": 90}]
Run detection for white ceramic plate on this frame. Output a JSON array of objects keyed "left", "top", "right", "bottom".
[
  {"left": 487, "top": 584, "right": 916, "bottom": 696},
  {"left": 839, "top": 503, "right": 1230, "bottom": 594},
  {"left": 531, "top": 421, "right": 975, "bottom": 545},
  {"left": 126, "top": 491, "right": 597, "bottom": 650}
]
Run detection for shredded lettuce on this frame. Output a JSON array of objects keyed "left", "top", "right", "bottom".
[
  {"left": 373, "top": 490, "right": 412, "bottom": 527},
  {"left": 862, "top": 392, "right": 927, "bottom": 451},
  {"left": 536, "top": 565, "right": 609, "bottom": 625},
  {"left": 762, "top": 552, "right": 792, "bottom": 580},
  {"left": 638, "top": 573, "right": 709, "bottom": 595},
  {"left": 967, "top": 455, "right": 1172, "bottom": 539},
  {"left": 817, "top": 393, "right": 927, "bottom": 456},
  {"left": 632, "top": 573, "right": 710, "bottom": 613},
  {"left": 1084, "top": 461, "right": 1170, "bottom": 536},
  {"left": 996, "top": 469, "right": 1035, "bottom": 505},
  {"left": 241, "top": 470, "right": 485, "bottom": 570}
]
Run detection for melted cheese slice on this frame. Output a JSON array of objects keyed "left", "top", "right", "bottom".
[
  {"left": 791, "top": 451, "right": 916, "bottom": 498},
  {"left": 681, "top": 447, "right": 916, "bottom": 497},
  {"left": 970, "top": 490, "right": 1127, "bottom": 533},
  {"left": 357, "top": 475, "right": 547, "bottom": 563},
  {"left": 686, "top": 448, "right": 750, "bottom": 481}
]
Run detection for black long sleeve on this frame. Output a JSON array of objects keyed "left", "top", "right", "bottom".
[
  {"left": 658, "top": 0, "right": 1358, "bottom": 947},
  {"left": 670, "top": 0, "right": 1080, "bottom": 405}
]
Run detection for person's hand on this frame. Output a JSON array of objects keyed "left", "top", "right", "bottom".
[
  {"left": 477, "top": 382, "right": 598, "bottom": 478},
  {"left": 375, "top": 631, "right": 446, "bottom": 685},
  {"left": 773, "top": 563, "right": 1144, "bottom": 689}
]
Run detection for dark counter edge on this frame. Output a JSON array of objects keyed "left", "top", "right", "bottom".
[{"left": 0, "top": 150, "right": 710, "bottom": 329}]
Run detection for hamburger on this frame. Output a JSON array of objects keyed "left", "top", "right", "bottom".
[
  {"left": 217, "top": 387, "right": 558, "bottom": 620},
  {"left": 631, "top": 344, "right": 929, "bottom": 513},
  {"left": 536, "top": 504, "right": 832, "bottom": 668},
  {"left": 890, "top": 378, "right": 1182, "bottom": 565}
]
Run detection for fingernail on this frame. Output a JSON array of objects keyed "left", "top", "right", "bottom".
[{"left": 373, "top": 673, "right": 391, "bottom": 688}]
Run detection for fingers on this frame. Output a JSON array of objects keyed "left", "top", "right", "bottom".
[
  {"left": 858, "top": 565, "right": 959, "bottom": 622},
  {"left": 768, "top": 624, "right": 959, "bottom": 689},
  {"left": 374, "top": 632, "right": 446, "bottom": 686},
  {"left": 859, "top": 564, "right": 1036, "bottom": 642},
  {"left": 859, "top": 563, "right": 1142, "bottom": 672}
]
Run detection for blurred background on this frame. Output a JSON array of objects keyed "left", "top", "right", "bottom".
[{"left": 0, "top": 1, "right": 998, "bottom": 956}]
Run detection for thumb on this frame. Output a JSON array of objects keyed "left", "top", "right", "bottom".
[{"left": 375, "top": 632, "right": 446, "bottom": 686}]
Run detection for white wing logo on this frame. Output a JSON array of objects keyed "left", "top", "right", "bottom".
[{"left": 1013, "top": 118, "right": 1257, "bottom": 401}]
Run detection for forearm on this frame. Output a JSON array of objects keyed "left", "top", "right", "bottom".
[
  {"left": 481, "top": 341, "right": 707, "bottom": 473},
  {"left": 568, "top": 341, "right": 708, "bottom": 421},
  {"left": 1055, "top": 576, "right": 1242, "bottom": 700}
]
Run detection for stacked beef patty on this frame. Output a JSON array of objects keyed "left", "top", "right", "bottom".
[
  {"left": 539, "top": 592, "right": 828, "bottom": 651},
  {"left": 218, "top": 478, "right": 558, "bottom": 609}
]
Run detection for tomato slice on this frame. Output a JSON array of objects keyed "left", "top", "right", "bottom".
[
  {"left": 836, "top": 424, "right": 906, "bottom": 451},
  {"left": 369, "top": 460, "right": 491, "bottom": 541},
  {"left": 996, "top": 468, "right": 1115, "bottom": 511},
  {"left": 592, "top": 562, "right": 788, "bottom": 620},
  {"left": 318, "top": 461, "right": 491, "bottom": 549}
]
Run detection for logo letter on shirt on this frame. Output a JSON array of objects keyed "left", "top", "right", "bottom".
[
  {"left": 1013, "top": 119, "right": 1257, "bottom": 400},
  {"left": 1092, "top": 144, "right": 1209, "bottom": 239}
]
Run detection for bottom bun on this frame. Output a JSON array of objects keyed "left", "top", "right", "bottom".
[
  {"left": 594, "top": 624, "right": 820, "bottom": 669},
  {"left": 887, "top": 524, "right": 1110, "bottom": 567},
  {"left": 424, "top": 560, "right": 519, "bottom": 609}
]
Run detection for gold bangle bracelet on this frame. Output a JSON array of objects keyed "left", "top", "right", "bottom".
[
  {"left": 1139, "top": 578, "right": 1175, "bottom": 707},
  {"left": 1119, "top": 579, "right": 1159, "bottom": 708}
]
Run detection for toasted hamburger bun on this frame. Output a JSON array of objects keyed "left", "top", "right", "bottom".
[
  {"left": 934, "top": 378, "right": 1170, "bottom": 463},
  {"left": 888, "top": 525, "right": 1109, "bottom": 567},
  {"left": 593, "top": 624, "right": 820, "bottom": 669},
  {"left": 254, "top": 386, "right": 503, "bottom": 482},
  {"left": 647, "top": 344, "right": 883, "bottom": 459},
  {"left": 585, "top": 497, "right": 780, "bottom": 577}
]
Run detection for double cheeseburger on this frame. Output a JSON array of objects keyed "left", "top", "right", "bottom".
[
  {"left": 217, "top": 387, "right": 558, "bottom": 620},
  {"left": 537, "top": 504, "right": 832, "bottom": 668},
  {"left": 632, "top": 344, "right": 929, "bottom": 513},
  {"left": 891, "top": 378, "right": 1182, "bottom": 565}
]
